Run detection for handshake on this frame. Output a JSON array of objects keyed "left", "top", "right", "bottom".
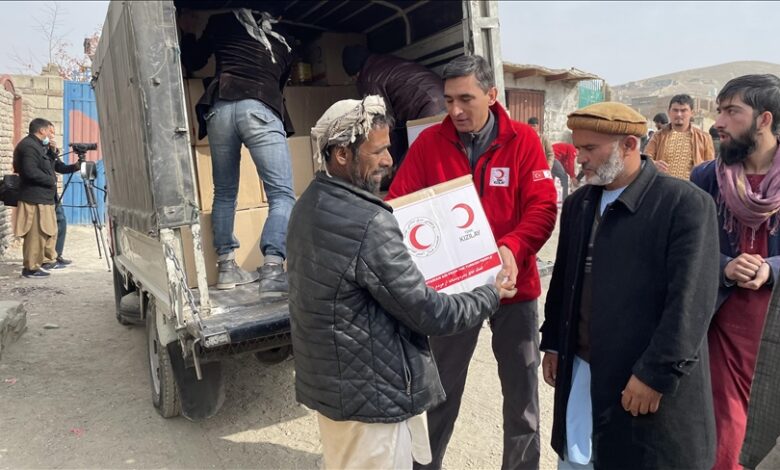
[{"left": 494, "top": 246, "right": 518, "bottom": 300}]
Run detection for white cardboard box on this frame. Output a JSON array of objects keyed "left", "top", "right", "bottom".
[
  {"left": 387, "top": 175, "right": 502, "bottom": 294},
  {"left": 406, "top": 114, "right": 446, "bottom": 146}
]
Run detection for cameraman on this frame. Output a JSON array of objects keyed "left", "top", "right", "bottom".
[
  {"left": 54, "top": 147, "right": 81, "bottom": 267},
  {"left": 12, "top": 118, "right": 78, "bottom": 278}
]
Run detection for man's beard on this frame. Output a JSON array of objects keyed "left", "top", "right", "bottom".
[
  {"left": 584, "top": 144, "right": 624, "bottom": 186},
  {"left": 719, "top": 122, "right": 758, "bottom": 166},
  {"left": 350, "top": 160, "right": 386, "bottom": 194}
]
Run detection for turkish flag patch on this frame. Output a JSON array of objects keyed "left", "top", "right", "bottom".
[{"left": 532, "top": 170, "right": 553, "bottom": 181}]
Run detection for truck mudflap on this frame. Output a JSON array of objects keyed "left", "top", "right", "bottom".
[{"left": 167, "top": 342, "right": 225, "bottom": 421}]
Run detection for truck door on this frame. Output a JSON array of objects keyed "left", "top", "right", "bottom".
[{"left": 463, "top": 1, "right": 505, "bottom": 105}]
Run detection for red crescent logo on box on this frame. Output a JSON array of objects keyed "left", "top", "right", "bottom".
[
  {"left": 409, "top": 224, "right": 431, "bottom": 250},
  {"left": 404, "top": 218, "right": 441, "bottom": 257},
  {"left": 452, "top": 203, "right": 475, "bottom": 229}
]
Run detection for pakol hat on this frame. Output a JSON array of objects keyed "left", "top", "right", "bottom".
[{"left": 567, "top": 102, "right": 647, "bottom": 137}]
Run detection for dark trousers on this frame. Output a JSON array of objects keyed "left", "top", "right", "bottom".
[
  {"left": 55, "top": 202, "right": 66, "bottom": 258},
  {"left": 416, "top": 300, "right": 541, "bottom": 470},
  {"left": 551, "top": 159, "right": 569, "bottom": 199}
]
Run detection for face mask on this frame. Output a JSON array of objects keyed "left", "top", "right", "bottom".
[{"left": 42, "top": 137, "right": 50, "bottom": 146}]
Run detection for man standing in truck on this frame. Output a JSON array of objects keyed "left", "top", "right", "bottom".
[
  {"left": 179, "top": 8, "right": 296, "bottom": 297},
  {"left": 388, "top": 55, "right": 558, "bottom": 470}
]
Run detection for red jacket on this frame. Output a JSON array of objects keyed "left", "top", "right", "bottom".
[
  {"left": 553, "top": 142, "right": 577, "bottom": 179},
  {"left": 387, "top": 103, "right": 558, "bottom": 302}
]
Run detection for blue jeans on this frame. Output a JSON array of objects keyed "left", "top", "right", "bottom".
[{"left": 205, "top": 99, "right": 295, "bottom": 259}]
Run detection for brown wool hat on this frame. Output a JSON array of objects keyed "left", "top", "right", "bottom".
[{"left": 567, "top": 102, "right": 647, "bottom": 137}]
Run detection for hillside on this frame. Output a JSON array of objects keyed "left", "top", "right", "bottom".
[{"left": 613, "top": 61, "right": 780, "bottom": 101}]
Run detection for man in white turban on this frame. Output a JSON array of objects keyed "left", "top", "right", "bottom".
[{"left": 286, "top": 95, "right": 516, "bottom": 469}]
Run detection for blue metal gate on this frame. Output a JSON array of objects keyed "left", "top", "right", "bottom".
[{"left": 62, "top": 81, "right": 106, "bottom": 224}]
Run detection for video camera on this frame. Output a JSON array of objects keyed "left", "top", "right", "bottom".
[
  {"left": 69, "top": 142, "right": 99, "bottom": 180},
  {"left": 69, "top": 142, "right": 98, "bottom": 160}
]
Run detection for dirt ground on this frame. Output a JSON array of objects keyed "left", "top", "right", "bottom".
[{"left": 2, "top": 224, "right": 778, "bottom": 469}]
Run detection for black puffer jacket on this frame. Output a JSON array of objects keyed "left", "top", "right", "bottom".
[
  {"left": 357, "top": 54, "right": 446, "bottom": 123},
  {"left": 12, "top": 134, "right": 76, "bottom": 205},
  {"left": 288, "top": 173, "right": 499, "bottom": 423}
]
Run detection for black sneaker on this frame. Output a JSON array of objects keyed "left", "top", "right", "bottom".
[
  {"left": 56, "top": 257, "right": 72, "bottom": 265},
  {"left": 22, "top": 269, "right": 50, "bottom": 278},
  {"left": 258, "top": 264, "right": 288, "bottom": 299},
  {"left": 42, "top": 261, "right": 67, "bottom": 270},
  {"left": 216, "top": 259, "right": 260, "bottom": 290}
]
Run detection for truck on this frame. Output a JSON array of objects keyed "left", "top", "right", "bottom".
[{"left": 93, "top": 0, "right": 504, "bottom": 420}]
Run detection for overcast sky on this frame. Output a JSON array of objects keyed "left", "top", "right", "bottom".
[{"left": 1, "top": 1, "right": 778, "bottom": 86}]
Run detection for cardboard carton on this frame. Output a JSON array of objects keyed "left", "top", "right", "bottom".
[
  {"left": 181, "top": 207, "right": 269, "bottom": 288},
  {"left": 387, "top": 175, "right": 502, "bottom": 294},
  {"left": 192, "top": 146, "right": 266, "bottom": 213},
  {"left": 406, "top": 114, "right": 446, "bottom": 146},
  {"left": 304, "top": 32, "right": 366, "bottom": 86},
  {"left": 283, "top": 85, "right": 360, "bottom": 136},
  {"left": 185, "top": 78, "right": 209, "bottom": 147},
  {"left": 286, "top": 136, "right": 317, "bottom": 197}
]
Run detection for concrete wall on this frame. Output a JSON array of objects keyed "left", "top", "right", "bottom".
[
  {"left": 503, "top": 73, "right": 579, "bottom": 143},
  {"left": 11, "top": 65, "right": 64, "bottom": 147}
]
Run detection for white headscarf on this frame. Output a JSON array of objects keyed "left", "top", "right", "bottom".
[
  {"left": 232, "top": 9, "right": 291, "bottom": 64},
  {"left": 310, "top": 95, "right": 387, "bottom": 169}
]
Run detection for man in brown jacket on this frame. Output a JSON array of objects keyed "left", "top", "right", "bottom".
[{"left": 645, "top": 94, "right": 715, "bottom": 179}]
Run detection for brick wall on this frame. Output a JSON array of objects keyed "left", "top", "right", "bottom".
[
  {"left": 0, "top": 87, "right": 15, "bottom": 256},
  {"left": 0, "top": 69, "right": 54, "bottom": 259}
]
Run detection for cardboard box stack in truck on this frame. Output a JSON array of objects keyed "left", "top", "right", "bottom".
[{"left": 94, "top": 0, "right": 502, "bottom": 420}]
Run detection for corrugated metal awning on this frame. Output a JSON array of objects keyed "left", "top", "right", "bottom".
[{"left": 503, "top": 63, "right": 601, "bottom": 82}]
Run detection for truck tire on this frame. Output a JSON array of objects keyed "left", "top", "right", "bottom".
[
  {"left": 254, "top": 345, "right": 292, "bottom": 365},
  {"left": 112, "top": 261, "right": 136, "bottom": 325},
  {"left": 146, "top": 301, "right": 181, "bottom": 418}
]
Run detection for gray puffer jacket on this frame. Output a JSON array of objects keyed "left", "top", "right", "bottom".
[{"left": 287, "top": 172, "right": 500, "bottom": 423}]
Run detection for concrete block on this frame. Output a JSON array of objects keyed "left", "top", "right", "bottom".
[
  {"left": 10, "top": 75, "right": 33, "bottom": 90},
  {"left": 0, "top": 301, "right": 27, "bottom": 361},
  {"left": 25, "top": 94, "right": 48, "bottom": 110},
  {"left": 48, "top": 77, "right": 63, "bottom": 91},
  {"left": 47, "top": 96, "right": 63, "bottom": 110},
  {"left": 32, "top": 76, "right": 48, "bottom": 91}
]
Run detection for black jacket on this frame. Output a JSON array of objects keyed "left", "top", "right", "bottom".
[
  {"left": 12, "top": 134, "right": 78, "bottom": 205},
  {"left": 287, "top": 172, "right": 500, "bottom": 423},
  {"left": 357, "top": 54, "right": 446, "bottom": 123},
  {"left": 180, "top": 12, "right": 294, "bottom": 139},
  {"left": 540, "top": 158, "right": 720, "bottom": 469}
]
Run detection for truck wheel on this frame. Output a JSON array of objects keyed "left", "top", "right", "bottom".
[
  {"left": 146, "top": 302, "right": 181, "bottom": 418},
  {"left": 254, "top": 345, "right": 292, "bottom": 365},
  {"left": 113, "top": 261, "right": 136, "bottom": 325}
]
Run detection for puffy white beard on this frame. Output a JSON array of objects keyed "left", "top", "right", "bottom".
[{"left": 584, "top": 145, "right": 624, "bottom": 186}]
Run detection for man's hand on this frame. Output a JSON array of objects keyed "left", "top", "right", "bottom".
[
  {"left": 542, "top": 352, "right": 558, "bottom": 387},
  {"left": 654, "top": 160, "right": 670, "bottom": 174},
  {"left": 725, "top": 253, "right": 764, "bottom": 283},
  {"left": 738, "top": 261, "right": 771, "bottom": 290},
  {"left": 498, "top": 246, "right": 518, "bottom": 286},
  {"left": 494, "top": 269, "right": 517, "bottom": 299},
  {"left": 621, "top": 375, "right": 662, "bottom": 416}
]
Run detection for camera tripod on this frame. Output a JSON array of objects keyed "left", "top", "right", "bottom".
[{"left": 60, "top": 152, "right": 111, "bottom": 271}]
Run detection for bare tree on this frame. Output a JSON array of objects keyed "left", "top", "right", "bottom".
[
  {"left": 35, "top": 2, "right": 68, "bottom": 65},
  {"left": 7, "top": 1, "right": 100, "bottom": 82}
]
